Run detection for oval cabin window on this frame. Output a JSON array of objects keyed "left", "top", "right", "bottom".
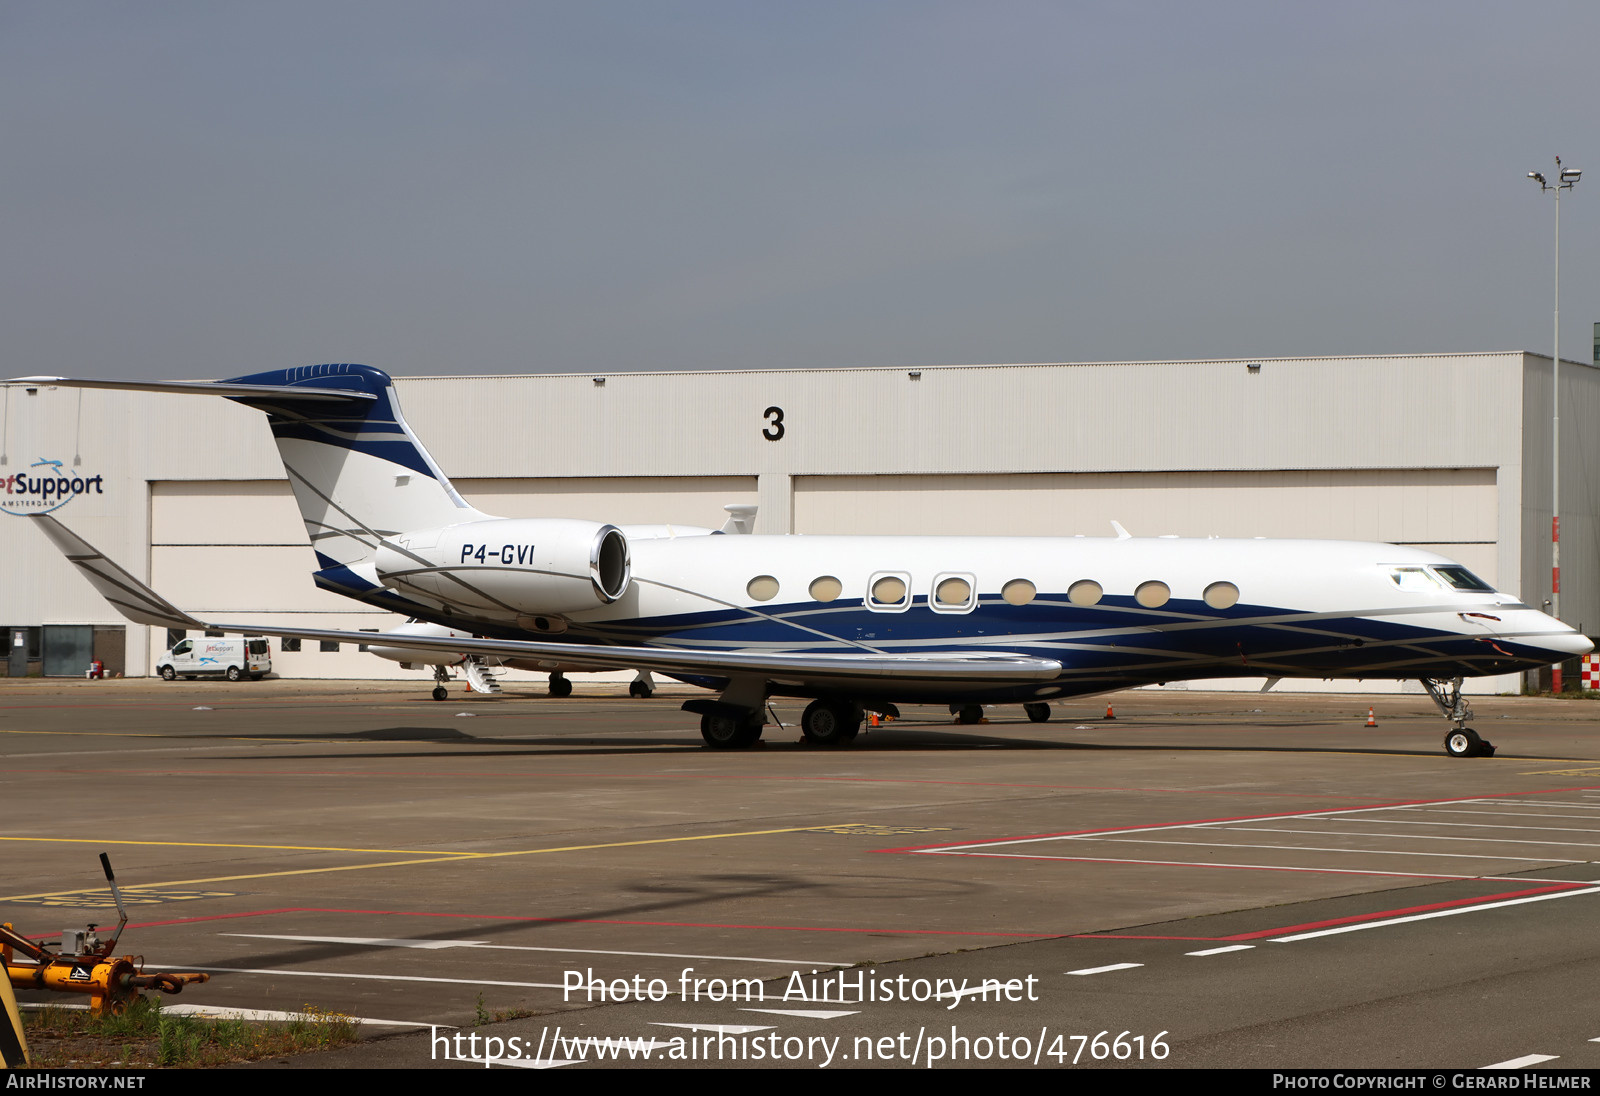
[
  {"left": 1067, "top": 580, "right": 1103, "bottom": 606},
  {"left": 1001, "top": 578, "right": 1036, "bottom": 606},
  {"left": 809, "top": 576, "right": 842, "bottom": 603},
  {"left": 1135, "top": 581, "right": 1171, "bottom": 608},
  {"left": 935, "top": 576, "right": 972, "bottom": 607},
  {"left": 870, "top": 575, "right": 908, "bottom": 607}
]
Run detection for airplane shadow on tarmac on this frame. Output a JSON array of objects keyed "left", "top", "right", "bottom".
[{"left": 167, "top": 721, "right": 1527, "bottom": 761}]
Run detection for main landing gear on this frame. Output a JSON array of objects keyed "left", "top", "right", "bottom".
[
  {"left": 431, "top": 665, "right": 450, "bottom": 701},
  {"left": 699, "top": 711, "right": 764, "bottom": 749},
  {"left": 548, "top": 672, "right": 572, "bottom": 698},
  {"left": 1421, "top": 677, "right": 1495, "bottom": 758},
  {"left": 801, "top": 699, "right": 862, "bottom": 746}
]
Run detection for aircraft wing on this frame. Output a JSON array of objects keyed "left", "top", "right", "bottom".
[{"left": 33, "top": 515, "right": 1062, "bottom": 686}]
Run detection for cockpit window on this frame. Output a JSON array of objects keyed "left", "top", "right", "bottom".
[
  {"left": 1389, "top": 567, "right": 1443, "bottom": 592},
  {"left": 1431, "top": 566, "right": 1494, "bottom": 592}
]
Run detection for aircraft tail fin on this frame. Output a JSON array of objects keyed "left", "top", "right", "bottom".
[
  {"left": 218, "top": 364, "right": 485, "bottom": 566},
  {"left": 12, "top": 366, "right": 488, "bottom": 567}
]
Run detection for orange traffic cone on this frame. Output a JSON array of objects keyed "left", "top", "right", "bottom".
[
  {"left": 869, "top": 712, "right": 880, "bottom": 727},
  {"left": 1104, "top": 704, "right": 1116, "bottom": 720},
  {"left": 1365, "top": 707, "right": 1377, "bottom": 727}
]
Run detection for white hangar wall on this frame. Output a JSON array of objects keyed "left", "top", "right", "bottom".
[{"left": 1, "top": 351, "right": 1594, "bottom": 695}]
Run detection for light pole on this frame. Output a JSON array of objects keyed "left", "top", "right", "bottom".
[{"left": 1528, "top": 157, "right": 1582, "bottom": 691}]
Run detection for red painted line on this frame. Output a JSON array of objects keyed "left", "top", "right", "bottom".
[
  {"left": 1068, "top": 934, "right": 1231, "bottom": 941},
  {"left": 916, "top": 852, "right": 1471, "bottom": 880},
  {"left": 875, "top": 785, "right": 1600, "bottom": 853},
  {"left": 1061, "top": 882, "right": 1599, "bottom": 943},
  {"left": 1215, "top": 882, "right": 1592, "bottom": 940},
  {"left": 107, "top": 907, "right": 1060, "bottom": 938}
]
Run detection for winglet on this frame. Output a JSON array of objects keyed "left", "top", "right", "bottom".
[
  {"left": 30, "top": 514, "right": 201, "bottom": 629},
  {"left": 720, "top": 504, "right": 759, "bottom": 535},
  {"left": 1110, "top": 520, "right": 1132, "bottom": 539}
]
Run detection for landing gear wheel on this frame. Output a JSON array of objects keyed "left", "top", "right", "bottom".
[
  {"left": 432, "top": 685, "right": 449, "bottom": 701},
  {"left": 1024, "top": 702, "right": 1051, "bottom": 723},
  {"left": 1445, "top": 728, "right": 1485, "bottom": 758},
  {"left": 629, "top": 680, "right": 653, "bottom": 698},
  {"left": 700, "top": 712, "right": 762, "bottom": 749},
  {"left": 801, "top": 700, "right": 861, "bottom": 746},
  {"left": 956, "top": 704, "right": 984, "bottom": 725},
  {"left": 226, "top": 666, "right": 242, "bottom": 682},
  {"left": 548, "top": 673, "right": 572, "bottom": 698},
  {"left": 160, "top": 666, "right": 176, "bottom": 681}
]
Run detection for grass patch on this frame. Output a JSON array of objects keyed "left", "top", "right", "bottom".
[{"left": 21, "top": 996, "right": 361, "bottom": 1068}]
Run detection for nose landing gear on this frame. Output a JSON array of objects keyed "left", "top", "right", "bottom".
[{"left": 1421, "top": 677, "right": 1495, "bottom": 757}]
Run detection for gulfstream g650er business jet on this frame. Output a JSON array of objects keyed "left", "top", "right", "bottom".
[{"left": 16, "top": 364, "right": 1591, "bottom": 757}]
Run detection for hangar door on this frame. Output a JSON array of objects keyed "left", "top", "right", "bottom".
[
  {"left": 454, "top": 477, "right": 757, "bottom": 528},
  {"left": 794, "top": 468, "right": 1499, "bottom": 583}
]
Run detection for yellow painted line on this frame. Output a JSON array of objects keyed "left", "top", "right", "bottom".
[
  {"left": 0, "top": 836, "right": 468, "bottom": 856},
  {"left": 0, "top": 728, "right": 330, "bottom": 743},
  {"left": 0, "top": 729, "right": 169, "bottom": 738},
  {"left": 0, "top": 824, "right": 849, "bottom": 902}
]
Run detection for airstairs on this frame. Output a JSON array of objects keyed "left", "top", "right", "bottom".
[{"left": 462, "top": 656, "right": 503, "bottom": 695}]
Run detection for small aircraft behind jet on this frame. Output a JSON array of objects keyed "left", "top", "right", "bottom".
[
  {"left": 15, "top": 365, "right": 1591, "bottom": 757},
  {"left": 366, "top": 618, "right": 657, "bottom": 700}
]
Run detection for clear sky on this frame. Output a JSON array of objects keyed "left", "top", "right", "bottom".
[{"left": 3, "top": 1, "right": 1597, "bottom": 379}]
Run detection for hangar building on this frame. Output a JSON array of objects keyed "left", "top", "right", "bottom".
[{"left": 2, "top": 351, "right": 1595, "bottom": 695}]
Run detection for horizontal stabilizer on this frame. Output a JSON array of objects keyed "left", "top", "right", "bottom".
[{"left": 7, "top": 376, "right": 374, "bottom": 402}]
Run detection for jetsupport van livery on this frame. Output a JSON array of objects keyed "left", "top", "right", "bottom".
[{"left": 157, "top": 637, "right": 271, "bottom": 681}]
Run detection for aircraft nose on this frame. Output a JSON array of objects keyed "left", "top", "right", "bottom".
[{"left": 1540, "top": 628, "right": 1595, "bottom": 658}]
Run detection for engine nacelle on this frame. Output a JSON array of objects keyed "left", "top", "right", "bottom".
[
  {"left": 366, "top": 621, "right": 474, "bottom": 666},
  {"left": 374, "top": 517, "right": 631, "bottom": 617}
]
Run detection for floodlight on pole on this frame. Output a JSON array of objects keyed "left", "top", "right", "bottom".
[{"left": 1528, "top": 156, "right": 1580, "bottom": 690}]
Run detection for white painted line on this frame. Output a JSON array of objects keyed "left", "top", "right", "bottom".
[
  {"left": 1398, "top": 808, "right": 1600, "bottom": 823},
  {"left": 463, "top": 1057, "right": 582, "bottom": 1070},
  {"left": 167, "top": 964, "right": 569, "bottom": 990},
  {"left": 651, "top": 1022, "right": 773, "bottom": 1034},
  {"left": 1087, "top": 835, "right": 1554, "bottom": 862},
  {"left": 1315, "top": 818, "right": 1600, "bottom": 835},
  {"left": 926, "top": 794, "right": 1600, "bottom": 855},
  {"left": 741, "top": 1008, "right": 859, "bottom": 1019},
  {"left": 1186, "top": 945, "right": 1254, "bottom": 956},
  {"left": 18, "top": 1000, "right": 433, "bottom": 1028},
  {"left": 1455, "top": 799, "right": 1600, "bottom": 809},
  {"left": 1066, "top": 963, "right": 1143, "bottom": 976},
  {"left": 1270, "top": 882, "right": 1600, "bottom": 942},
  {"left": 224, "top": 934, "right": 487, "bottom": 950},
  {"left": 221, "top": 933, "right": 846, "bottom": 966},
  {"left": 1206, "top": 827, "right": 1600, "bottom": 851},
  {"left": 163, "top": 1003, "right": 430, "bottom": 1027},
  {"left": 950, "top": 851, "right": 1483, "bottom": 879},
  {"left": 1482, "top": 1054, "right": 1559, "bottom": 1069}
]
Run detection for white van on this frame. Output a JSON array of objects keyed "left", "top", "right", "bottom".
[{"left": 158, "top": 637, "right": 272, "bottom": 681}]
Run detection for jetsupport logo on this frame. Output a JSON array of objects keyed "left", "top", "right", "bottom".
[{"left": 1, "top": 458, "right": 105, "bottom": 516}]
